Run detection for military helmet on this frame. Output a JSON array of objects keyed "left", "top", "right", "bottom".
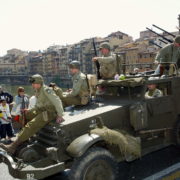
[
  {"left": 69, "top": 60, "right": 80, "bottom": 69},
  {"left": 99, "top": 42, "right": 111, "bottom": 50},
  {"left": 29, "top": 74, "right": 44, "bottom": 84},
  {"left": 174, "top": 35, "right": 180, "bottom": 43}
]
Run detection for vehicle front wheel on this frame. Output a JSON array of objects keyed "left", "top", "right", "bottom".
[{"left": 69, "top": 147, "right": 118, "bottom": 180}]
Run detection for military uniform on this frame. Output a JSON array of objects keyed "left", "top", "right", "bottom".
[
  {"left": 145, "top": 88, "right": 163, "bottom": 99},
  {"left": 95, "top": 42, "right": 122, "bottom": 79},
  {"left": 0, "top": 74, "right": 64, "bottom": 154},
  {"left": 155, "top": 35, "right": 180, "bottom": 63},
  {"left": 18, "top": 84, "right": 64, "bottom": 142},
  {"left": 52, "top": 86, "right": 64, "bottom": 100},
  {"left": 155, "top": 44, "right": 180, "bottom": 63},
  {"left": 96, "top": 52, "right": 117, "bottom": 79},
  {"left": 61, "top": 71, "right": 89, "bottom": 107}
]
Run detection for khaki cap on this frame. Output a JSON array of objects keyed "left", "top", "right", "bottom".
[
  {"left": 99, "top": 42, "right": 110, "bottom": 50},
  {"left": 29, "top": 74, "right": 44, "bottom": 84}
]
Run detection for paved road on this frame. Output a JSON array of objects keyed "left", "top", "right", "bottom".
[{"left": 0, "top": 146, "right": 180, "bottom": 180}]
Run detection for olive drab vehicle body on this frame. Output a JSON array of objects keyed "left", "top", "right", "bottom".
[{"left": 0, "top": 75, "right": 180, "bottom": 180}]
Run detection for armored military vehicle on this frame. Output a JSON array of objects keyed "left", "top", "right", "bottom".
[{"left": 0, "top": 74, "right": 180, "bottom": 180}]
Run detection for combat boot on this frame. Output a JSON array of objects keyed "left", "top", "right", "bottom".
[{"left": 0, "top": 138, "right": 22, "bottom": 154}]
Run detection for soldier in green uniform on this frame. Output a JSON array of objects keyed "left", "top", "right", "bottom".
[
  {"left": 154, "top": 35, "right": 180, "bottom": 75},
  {"left": 92, "top": 42, "right": 119, "bottom": 79},
  {"left": 155, "top": 35, "right": 180, "bottom": 63},
  {"left": 59, "top": 61, "right": 89, "bottom": 107},
  {"left": 145, "top": 77, "right": 163, "bottom": 99},
  {"left": 0, "top": 74, "right": 64, "bottom": 154}
]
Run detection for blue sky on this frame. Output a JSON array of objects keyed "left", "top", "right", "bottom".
[{"left": 0, "top": 0, "right": 179, "bottom": 55}]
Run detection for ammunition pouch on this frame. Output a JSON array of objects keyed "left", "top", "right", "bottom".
[{"left": 80, "top": 92, "right": 89, "bottom": 105}]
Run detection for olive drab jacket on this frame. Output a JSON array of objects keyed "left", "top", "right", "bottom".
[
  {"left": 155, "top": 44, "right": 180, "bottom": 63},
  {"left": 31, "top": 85, "right": 64, "bottom": 117},
  {"left": 64, "top": 72, "right": 89, "bottom": 104},
  {"left": 96, "top": 53, "right": 117, "bottom": 79}
]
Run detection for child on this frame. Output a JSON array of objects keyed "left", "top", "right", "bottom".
[
  {"left": 11, "top": 87, "right": 29, "bottom": 123},
  {"left": 0, "top": 99, "right": 13, "bottom": 142}
]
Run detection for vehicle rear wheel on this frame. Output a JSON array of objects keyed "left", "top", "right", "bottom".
[{"left": 69, "top": 147, "right": 118, "bottom": 180}]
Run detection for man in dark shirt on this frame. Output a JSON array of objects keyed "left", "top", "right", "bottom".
[{"left": 0, "top": 86, "right": 13, "bottom": 104}]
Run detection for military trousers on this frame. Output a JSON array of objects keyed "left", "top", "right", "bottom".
[
  {"left": 17, "top": 111, "right": 56, "bottom": 142},
  {"left": 62, "top": 96, "right": 81, "bottom": 107}
]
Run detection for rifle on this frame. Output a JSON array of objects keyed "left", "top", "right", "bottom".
[
  {"left": 92, "top": 38, "right": 101, "bottom": 79},
  {"left": 21, "top": 96, "right": 26, "bottom": 126},
  {"left": 152, "top": 24, "right": 176, "bottom": 38},
  {"left": 85, "top": 74, "right": 91, "bottom": 102},
  {"left": 146, "top": 27, "right": 173, "bottom": 43}
]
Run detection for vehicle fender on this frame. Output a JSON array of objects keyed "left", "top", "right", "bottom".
[{"left": 66, "top": 133, "right": 103, "bottom": 157}]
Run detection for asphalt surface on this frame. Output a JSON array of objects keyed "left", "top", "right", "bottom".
[{"left": 0, "top": 145, "right": 180, "bottom": 180}]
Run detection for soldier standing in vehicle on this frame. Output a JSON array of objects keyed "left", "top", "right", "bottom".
[
  {"left": 154, "top": 35, "right": 180, "bottom": 74},
  {"left": 145, "top": 77, "right": 163, "bottom": 99},
  {"left": 155, "top": 35, "right": 180, "bottom": 64},
  {"left": 0, "top": 74, "right": 64, "bottom": 154},
  {"left": 58, "top": 61, "right": 89, "bottom": 107},
  {"left": 92, "top": 42, "right": 120, "bottom": 79}
]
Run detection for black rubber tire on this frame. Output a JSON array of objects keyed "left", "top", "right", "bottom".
[
  {"left": 174, "top": 119, "right": 180, "bottom": 147},
  {"left": 68, "top": 147, "right": 118, "bottom": 180}
]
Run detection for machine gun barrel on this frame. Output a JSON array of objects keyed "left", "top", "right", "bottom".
[
  {"left": 159, "top": 39, "right": 168, "bottom": 44},
  {"left": 152, "top": 24, "right": 176, "bottom": 38},
  {"left": 146, "top": 27, "right": 173, "bottom": 43}
]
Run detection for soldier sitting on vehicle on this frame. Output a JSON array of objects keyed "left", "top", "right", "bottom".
[
  {"left": 58, "top": 61, "right": 90, "bottom": 107},
  {"left": 145, "top": 77, "right": 163, "bottom": 99},
  {"left": 0, "top": 74, "right": 64, "bottom": 154}
]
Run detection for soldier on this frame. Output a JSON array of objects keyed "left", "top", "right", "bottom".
[
  {"left": 0, "top": 74, "right": 64, "bottom": 154},
  {"left": 59, "top": 61, "right": 89, "bottom": 107},
  {"left": 92, "top": 42, "right": 119, "bottom": 79},
  {"left": 154, "top": 35, "right": 180, "bottom": 75},
  {"left": 155, "top": 35, "right": 180, "bottom": 64},
  {"left": 145, "top": 77, "right": 163, "bottom": 99}
]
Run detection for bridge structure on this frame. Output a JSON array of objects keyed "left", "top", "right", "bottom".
[{"left": 0, "top": 75, "right": 71, "bottom": 87}]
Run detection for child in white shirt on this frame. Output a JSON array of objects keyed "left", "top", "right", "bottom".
[{"left": 0, "top": 99, "right": 13, "bottom": 141}]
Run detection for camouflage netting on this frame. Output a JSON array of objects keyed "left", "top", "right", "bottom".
[
  {"left": 91, "top": 126, "right": 141, "bottom": 160},
  {"left": 98, "top": 77, "right": 145, "bottom": 87}
]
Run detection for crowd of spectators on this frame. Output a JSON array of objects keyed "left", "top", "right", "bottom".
[{"left": 0, "top": 86, "right": 36, "bottom": 143}]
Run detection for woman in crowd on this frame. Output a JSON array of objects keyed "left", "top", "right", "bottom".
[{"left": 11, "top": 87, "right": 29, "bottom": 122}]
